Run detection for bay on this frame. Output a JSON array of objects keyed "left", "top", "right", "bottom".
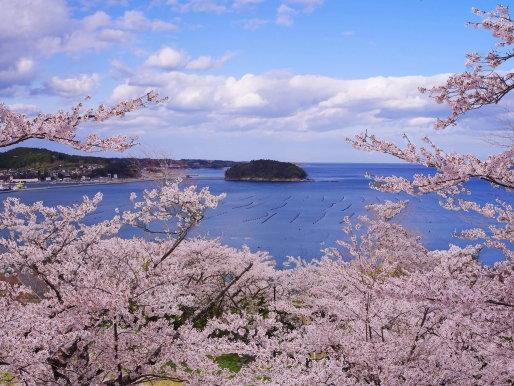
[{"left": 4, "top": 163, "right": 511, "bottom": 267}]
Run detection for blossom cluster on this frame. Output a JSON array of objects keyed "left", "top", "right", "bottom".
[
  {"left": 419, "top": 4, "right": 514, "bottom": 129},
  {"left": 0, "top": 91, "right": 166, "bottom": 151}
]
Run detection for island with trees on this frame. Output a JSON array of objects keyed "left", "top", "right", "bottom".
[{"left": 224, "top": 159, "right": 309, "bottom": 181}]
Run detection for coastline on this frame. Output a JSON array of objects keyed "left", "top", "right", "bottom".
[
  {"left": 0, "top": 169, "right": 317, "bottom": 194},
  {"left": 225, "top": 178, "right": 314, "bottom": 182},
  {"left": 0, "top": 175, "right": 229, "bottom": 193},
  {"left": 0, "top": 179, "right": 148, "bottom": 193}
]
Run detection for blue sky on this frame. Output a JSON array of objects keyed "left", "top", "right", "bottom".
[{"left": 0, "top": 0, "right": 510, "bottom": 162}]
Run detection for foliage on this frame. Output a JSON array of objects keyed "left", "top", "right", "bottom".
[
  {"left": 180, "top": 159, "right": 239, "bottom": 169},
  {"left": 0, "top": 147, "right": 238, "bottom": 174},
  {"left": 225, "top": 159, "right": 308, "bottom": 180},
  {"left": 89, "top": 161, "right": 140, "bottom": 178},
  {"left": 0, "top": 147, "right": 127, "bottom": 169},
  {"left": 0, "top": 147, "right": 140, "bottom": 179}
]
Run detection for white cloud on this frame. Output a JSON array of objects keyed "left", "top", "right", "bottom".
[
  {"left": 97, "top": 29, "right": 132, "bottom": 43},
  {"left": 76, "top": 0, "right": 129, "bottom": 10},
  {"left": 0, "top": 59, "right": 37, "bottom": 89},
  {"left": 110, "top": 60, "right": 134, "bottom": 80},
  {"left": 111, "top": 60, "right": 134, "bottom": 75},
  {"left": 117, "top": 11, "right": 151, "bottom": 31},
  {"left": 97, "top": 69, "right": 491, "bottom": 162},
  {"left": 145, "top": 47, "right": 187, "bottom": 70},
  {"left": 232, "top": 0, "right": 265, "bottom": 9},
  {"left": 407, "top": 117, "right": 436, "bottom": 126},
  {"left": 83, "top": 10, "right": 178, "bottom": 35},
  {"left": 152, "top": 20, "right": 180, "bottom": 32},
  {"left": 43, "top": 73, "right": 101, "bottom": 98},
  {"left": 0, "top": 1, "right": 140, "bottom": 93},
  {"left": 283, "top": 0, "right": 323, "bottom": 8},
  {"left": 167, "top": 0, "right": 229, "bottom": 13},
  {"left": 214, "top": 51, "right": 240, "bottom": 68},
  {"left": 341, "top": 31, "right": 355, "bottom": 36},
  {"left": 184, "top": 51, "right": 239, "bottom": 71},
  {"left": 238, "top": 18, "right": 269, "bottom": 30},
  {"left": 284, "top": 0, "right": 323, "bottom": 4},
  {"left": 185, "top": 56, "right": 213, "bottom": 71},
  {"left": 106, "top": 69, "right": 451, "bottom": 141},
  {"left": 144, "top": 47, "right": 238, "bottom": 71},
  {"left": 277, "top": 5, "right": 297, "bottom": 26},
  {"left": 0, "top": 1, "right": 177, "bottom": 88},
  {"left": 162, "top": 0, "right": 323, "bottom": 16},
  {"left": 83, "top": 11, "right": 112, "bottom": 31},
  {"left": 276, "top": 0, "right": 324, "bottom": 25},
  {"left": 276, "top": 15, "right": 293, "bottom": 26},
  {"left": 8, "top": 103, "right": 42, "bottom": 117},
  {"left": 0, "top": 0, "right": 70, "bottom": 70}
]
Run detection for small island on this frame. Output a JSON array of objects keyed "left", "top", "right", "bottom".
[{"left": 225, "top": 159, "right": 309, "bottom": 181}]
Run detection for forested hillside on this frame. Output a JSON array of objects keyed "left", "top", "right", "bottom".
[
  {"left": 225, "top": 159, "right": 308, "bottom": 180},
  {"left": 0, "top": 147, "right": 238, "bottom": 170},
  {"left": 0, "top": 147, "right": 117, "bottom": 169}
]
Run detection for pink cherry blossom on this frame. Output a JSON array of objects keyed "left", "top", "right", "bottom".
[
  {"left": 422, "top": 5, "right": 514, "bottom": 129},
  {"left": 0, "top": 91, "right": 166, "bottom": 152}
]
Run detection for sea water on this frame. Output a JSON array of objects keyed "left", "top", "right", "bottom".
[{"left": 4, "top": 163, "right": 511, "bottom": 267}]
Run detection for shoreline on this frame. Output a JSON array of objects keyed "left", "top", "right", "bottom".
[
  {"left": 0, "top": 177, "right": 228, "bottom": 193},
  {"left": 225, "top": 178, "right": 314, "bottom": 182},
  {"left": 0, "top": 180, "right": 143, "bottom": 193},
  {"left": 222, "top": 178, "right": 314, "bottom": 182},
  {"left": 0, "top": 175, "right": 320, "bottom": 194}
]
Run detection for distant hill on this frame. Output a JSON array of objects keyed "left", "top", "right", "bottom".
[
  {"left": 225, "top": 159, "right": 308, "bottom": 181},
  {"left": 0, "top": 148, "right": 142, "bottom": 179},
  {"left": 0, "top": 148, "right": 238, "bottom": 170},
  {"left": 179, "top": 159, "right": 240, "bottom": 169},
  {"left": 0, "top": 147, "right": 118, "bottom": 169}
]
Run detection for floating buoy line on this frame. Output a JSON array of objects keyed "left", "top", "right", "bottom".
[
  {"left": 262, "top": 213, "right": 277, "bottom": 223},
  {"left": 271, "top": 202, "right": 287, "bottom": 210}
]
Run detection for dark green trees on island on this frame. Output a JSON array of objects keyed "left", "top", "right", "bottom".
[{"left": 225, "top": 159, "right": 308, "bottom": 181}]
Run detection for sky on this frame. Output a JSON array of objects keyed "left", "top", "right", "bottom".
[{"left": 0, "top": 0, "right": 512, "bottom": 162}]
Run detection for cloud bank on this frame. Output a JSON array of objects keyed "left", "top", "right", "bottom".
[{"left": 108, "top": 69, "right": 451, "bottom": 136}]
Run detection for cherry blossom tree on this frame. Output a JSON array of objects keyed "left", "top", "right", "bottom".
[
  {"left": 173, "top": 4, "right": 514, "bottom": 384},
  {"left": 415, "top": 4, "right": 514, "bottom": 130},
  {"left": 346, "top": 4, "right": 514, "bottom": 258},
  {"left": 0, "top": 192, "right": 277, "bottom": 384},
  {"left": 0, "top": 96, "right": 281, "bottom": 385},
  {"left": 216, "top": 201, "right": 513, "bottom": 385},
  {"left": 281, "top": 3, "right": 514, "bottom": 384}
]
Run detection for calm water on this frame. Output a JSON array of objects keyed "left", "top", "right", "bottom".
[{"left": 4, "top": 163, "right": 511, "bottom": 267}]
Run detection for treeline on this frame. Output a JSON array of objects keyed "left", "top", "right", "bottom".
[
  {"left": 225, "top": 159, "right": 307, "bottom": 180},
  {"left": 0, "top": 147, "right": 124, "bottom": 169},
  {"left": 89, "top": 162, "right": 139, "bottom": 178},
  {"left": 7, "top": 163, "right": 139, "bottom": 181},
  {"left": 0, "top": 148, "right": 238, "bottom": 170},
  {"left": 180, "top": 159, "right": 239, "bottom": 169}
]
